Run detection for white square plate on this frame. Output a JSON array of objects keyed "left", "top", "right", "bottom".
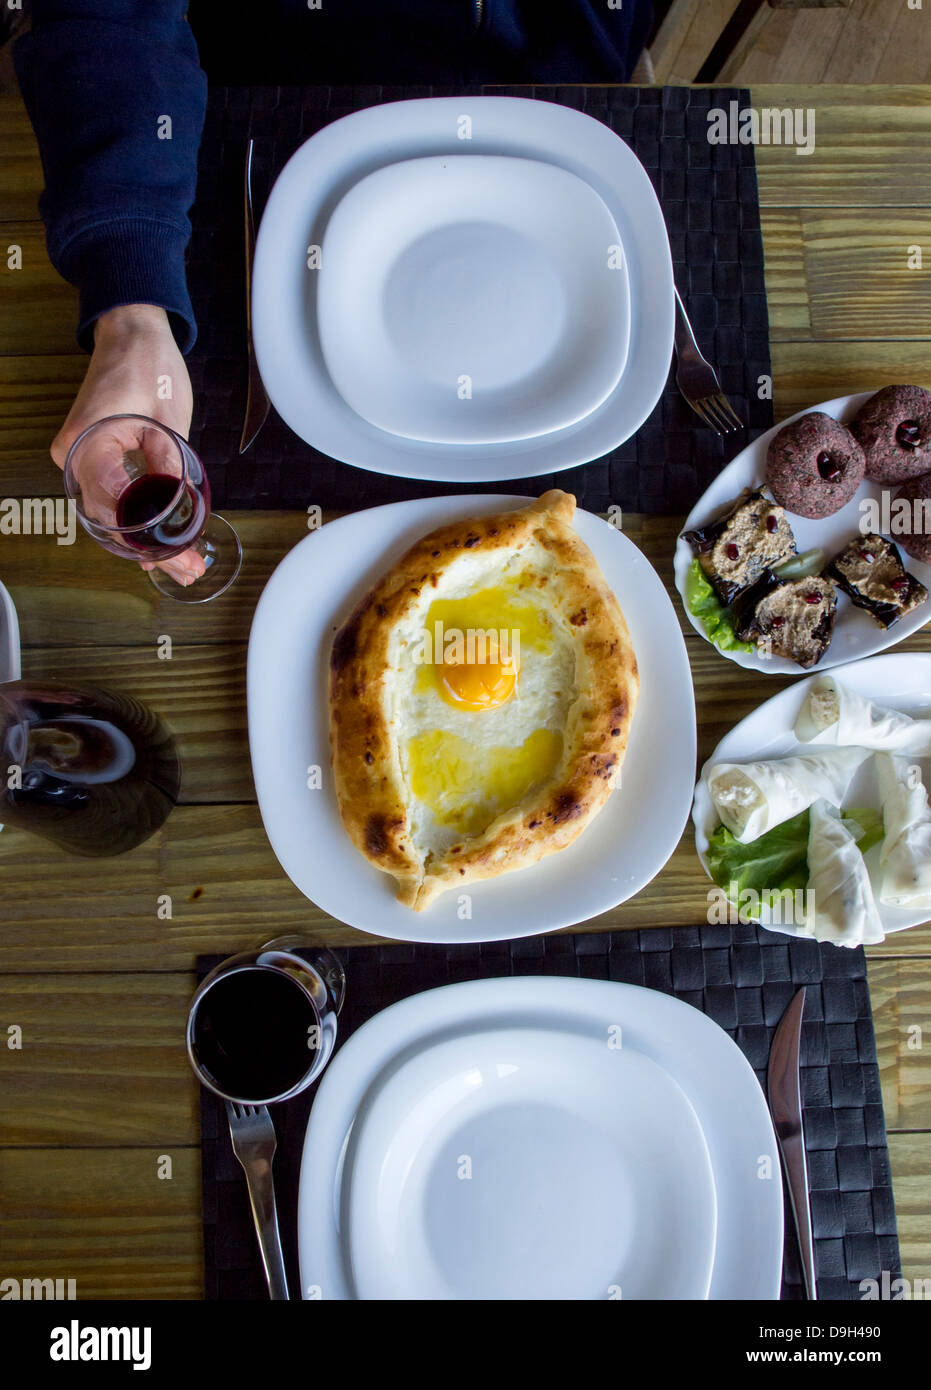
[
  {"left": 252, "top": 96, "right": 674, "bottom": 481},
  {"left": 317, "top": 155, "right": 630, "bottom": 445},
  {"left": 247, "top": 495, "right": 695, "bottom": 943}
]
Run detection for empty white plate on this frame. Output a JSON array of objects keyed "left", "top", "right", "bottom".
[
  {"left": 297, "top": 978, "right": 784, "bottom": 1300},
  {"left": 252, "top": 96, "right": 674, "bottom": 481},
  {"left": 318, "top": 155, "right": 630, "bottom": 445},
  {"left": 346, "top": 1026, "right": 716, "bottom": 1300}
]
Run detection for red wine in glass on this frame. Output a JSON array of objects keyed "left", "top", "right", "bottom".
[
  {"left": 115, "top": 473, "right": 209, "bottom": 555},
  {"left": 186, "top": 943, "right": 344, "bottom": 1104},
  {"left": 191, "top": 968, "right": 319, "bottom": 1102},
  {"left": 63, "top": 414, "right": 241, "bottom": 602}
]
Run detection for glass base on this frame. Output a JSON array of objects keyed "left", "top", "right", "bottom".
[{"left": 146, "top": 514, "right": 242, "bottom": 603}]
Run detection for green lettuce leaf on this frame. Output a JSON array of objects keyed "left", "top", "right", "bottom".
[
  {"left": 685, "top": 558, "right": 755, "bottom": 654},
  {"left": 842, "top": 806, "right": 884, "bottom": 856},
  {"left": 706, "top": 805, "right": 885, "bottom": 920}
]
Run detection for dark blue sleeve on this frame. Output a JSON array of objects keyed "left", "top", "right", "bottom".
[
  {"left": 13, "top": 0, "right": 206, "bottom": 352},
  {"left": 484, "top": 0, "right": 654, "bottom": 81}
]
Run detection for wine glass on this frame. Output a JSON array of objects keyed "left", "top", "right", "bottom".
[
  {"left": 186, "top": 940, "right": 346, "bottom": 1105},
  {"left": 63, "top": 414, "right": 242, "bottom": 603}
]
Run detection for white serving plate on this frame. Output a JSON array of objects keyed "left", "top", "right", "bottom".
[
  {"left": 247, "top": 495, "right": 695, "bottom": 945},
  {"left": 346, "top": 1025, "right": 717, "bottom": 1301},
  {"left": 317, "top": 155, "right": 630, "bottom": 445},
  {"left": 297, "top": 977, "right": 783, "bottom": 1301},
  {"left": 674, "top": 393, "right": 931, "bottom": 674},
  {"left": 693, "top": 651, "right": 931, "bottom": 939},
  {"left": 252, "top": 95, "right": 673, "bottom": 481}
]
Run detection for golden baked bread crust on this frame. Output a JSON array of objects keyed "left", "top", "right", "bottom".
[{"left": 329, "top": 491, "right": 639, "bottom": 910}]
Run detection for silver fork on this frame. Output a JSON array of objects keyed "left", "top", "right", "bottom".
[
  {"left": 673, "top": 286, "right": 743, "bottom": 435},
  {"left": 226, "top": 1100, "right": 290, "bottom": 1299}
]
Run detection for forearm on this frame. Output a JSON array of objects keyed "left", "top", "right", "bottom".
[{"left": 13, "top": 1, "right": 206, "bottom": 352}]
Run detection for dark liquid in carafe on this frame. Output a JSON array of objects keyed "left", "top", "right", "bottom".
[{"left": 0, "top": 682, "right": 181, "bottom": 856}]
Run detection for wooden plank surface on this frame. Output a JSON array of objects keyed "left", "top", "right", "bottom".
[
  {"left": 0, "top": 975, "right": 199, "bottom": 1146},
  {"left": 0, "top": 354, "right": 83, "bottom": 491},
  {"left": 888, "top": 1133, "right": 931, "bottom": 1283},
  {"left": 869, "top": 959, "right": 931, "bottom": 1132},
  {"left": 0, "top": 92, "right": 45, "bottom": 223},
  {"left": 0, "top": 223, "right": 79, "bottom": 355},
  {"left": 0, "top": 1148, "right": 203, "bottom": 1300},
  {"left": 765, "top": 208, "right": 931, "bottom": 342},
  {"left": 769, "top": 342, "right": 931, "bottom": 419},
  {"left": 753, "top": 86, "right": 931, "bottom": 207}
]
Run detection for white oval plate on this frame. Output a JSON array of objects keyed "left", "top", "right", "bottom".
[
  {"left": 252, "top": 95, "right": 673, "bottom": 481},
  {"left": 318, "top": 155, "right": 630, "bottom": 445},
  {"left": 692, "top": 651, "right": 931, "bottom": 938},
  {"left": 297, "top": 977, "right": 783, "bottom": 1301},
  {"left": 346, "top": 1026, "right": 716, "bottom": 1301},
  {"left": 247, "top": 495, "right": 695, "bottom": 944},
  {"left": 674, "top": 393, "right": 931, "bottom": 674}
]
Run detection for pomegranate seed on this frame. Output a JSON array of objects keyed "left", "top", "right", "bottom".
[
  {"left": 891, "top": 577, "right": 910, "bottom": 592},
  {"left": 725, "top": 542, "right": 739, "bottom": 560},
  {"left": 817, "top": 450, "right": 842, "bottom": 482},
  {"left": 770, "top": 616, "right": 785, "bottom": 627},
  {"left": 804, "top": 592, "right": 821, "bottom": 604},
  {"left": 859, "top": 548, "right": 876, "bottom": 563},
  {"left": 766, "top": 514, "right": 778, "bottom": 533},
  {"left": 897, "top": 420, "right": 922, "bottom": 449}
]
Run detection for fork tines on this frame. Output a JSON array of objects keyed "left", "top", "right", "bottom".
[{"left": 691, "top": 392, "right": 742, "bottom": 435}]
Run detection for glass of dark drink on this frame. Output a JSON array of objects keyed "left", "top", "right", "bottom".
[
  {"left": 186, "top": 939, "right": 346, "bottom": 1105},
  {"left": 63, "top": 414, "right": 242, "bottom": 603},
  {"left": 0, "top": 679, "right": 181, "bottom": 856}
]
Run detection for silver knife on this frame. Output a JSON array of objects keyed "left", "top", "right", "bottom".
[
  {"left": 239, "top": 137, "right": 271, "bottom": 454},
  {"left": 767, "top": 986, "right": 817, "bottom": 1300}
]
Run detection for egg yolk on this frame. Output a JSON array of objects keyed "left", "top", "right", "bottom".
[
  {"left": 408, "top": 727, "right": 563, "bottom": 836},
  {"left": 439, "top": 649, "right": 519, "bottom": 711},
  {"left": 415, "top": 582, "right": 552, "bottom": 713}
]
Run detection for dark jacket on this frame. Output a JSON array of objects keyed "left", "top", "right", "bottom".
[{"left": 14, "top": 0, "right": 652, "bottom": 352}]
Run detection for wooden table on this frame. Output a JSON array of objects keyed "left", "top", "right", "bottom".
[{"left": 0, "top": 84, "right": 928, "bottom": 1298}]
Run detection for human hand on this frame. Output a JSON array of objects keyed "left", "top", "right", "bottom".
[{"left": 52, "top": 304, "right": 204, "bottom": 586}]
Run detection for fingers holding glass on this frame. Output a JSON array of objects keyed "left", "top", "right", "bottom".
[{"left": 63, "top": 414, "right": 241, "bottom": 603}]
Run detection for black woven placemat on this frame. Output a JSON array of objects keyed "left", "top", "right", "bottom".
[
  {"left": 199, "top": 924, "right": 899, "bottom": 1301},
  {"left": 186, "top": 84, "right": 774, "bottom": 514}
]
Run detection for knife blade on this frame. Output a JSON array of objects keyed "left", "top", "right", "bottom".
[
  {"left": 239, "top": 137, "right": 271, "bottom": 454},
  {"left": 767, "top": 986, "right": 817, "bottom": 1299}
]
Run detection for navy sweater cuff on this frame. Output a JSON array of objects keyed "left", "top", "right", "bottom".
[{"left": 61, "top": 218, "right": 198, "bottom": 355}]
